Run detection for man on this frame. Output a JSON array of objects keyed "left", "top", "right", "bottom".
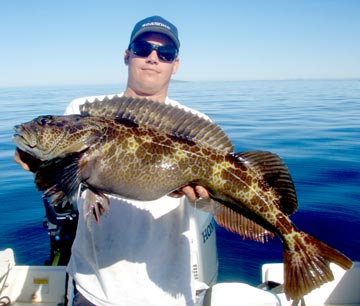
[{"left": 15, "top": 16, "right": 211, "bottom": 306}]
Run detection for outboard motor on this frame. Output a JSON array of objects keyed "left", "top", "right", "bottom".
[{"left": 43, "top": 198, "right": 78, "bottom": 266}]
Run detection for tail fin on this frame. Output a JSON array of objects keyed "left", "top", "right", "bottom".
[{"left": 283, "top": 231, "right": 352, "bottom": 301}]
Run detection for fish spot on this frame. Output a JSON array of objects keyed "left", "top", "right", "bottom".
[
  {"left": 105, "top": 143, "right": 116, "bottom": 157},
  {"left": 127, "top": 135, "right": 140, "bottom": 153},
  {"left": 212, "top": 162, "right": 232, "bottom": 186},
  {"left": 142, "top": 134, "right": 154, "bottom": 143}
]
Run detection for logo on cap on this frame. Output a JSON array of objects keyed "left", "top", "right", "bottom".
[{"left": 142, "top": 22, "right": 171, "bottom": 31}]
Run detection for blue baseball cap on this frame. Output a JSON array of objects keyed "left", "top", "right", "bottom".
[{"left": 129, "top": 16, "right": 180, "bottom": 50}]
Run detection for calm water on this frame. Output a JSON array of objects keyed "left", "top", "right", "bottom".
[{"left": 0, "top": 80, "right": 359, "bottom": 286}]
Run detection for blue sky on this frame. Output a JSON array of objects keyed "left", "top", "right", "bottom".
[{"left": 1, "top": 0, "right": 360, "bottom": 87}]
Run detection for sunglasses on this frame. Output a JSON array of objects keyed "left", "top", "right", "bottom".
[{"left": 129, "top": 41, "right": 178, "bottom": 63}]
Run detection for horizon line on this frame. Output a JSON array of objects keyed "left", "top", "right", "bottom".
[{"left": 1, "top": 77, "right": 359, "bottom": 89}]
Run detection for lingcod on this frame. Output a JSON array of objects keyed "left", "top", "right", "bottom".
[{"left": 13, "top": 95, "right": 352, "bottom": 301}]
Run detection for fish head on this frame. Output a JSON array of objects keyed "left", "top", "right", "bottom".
[{"left": 13, "top": 115, "right": 102, "bottom": 160}]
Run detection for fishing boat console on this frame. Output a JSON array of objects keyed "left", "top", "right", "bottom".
[
  {"left": 1, "top": 247, "right": 359, "bottom": 306},
  {"left": 1, "top": 202, "right": 359, "bottom": 305}
]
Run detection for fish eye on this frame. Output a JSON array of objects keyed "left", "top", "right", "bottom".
[{"left": 37, "top": 115, "right": 53, "bottom": 126}]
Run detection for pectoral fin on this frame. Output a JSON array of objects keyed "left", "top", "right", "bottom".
[{"left": 35, "top": 152, "right": 83, "bottom": 207}]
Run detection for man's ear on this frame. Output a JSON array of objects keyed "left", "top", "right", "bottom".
[
  {"left": 172, "top": 57, "right": 180, "bottom": 74},
  {"left": 124, "top": 50, "right": 130, "bottom": 65}
]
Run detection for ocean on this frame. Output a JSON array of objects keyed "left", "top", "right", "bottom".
[{"left": 1, "top": 80, "right": 359, "bottom": 286}]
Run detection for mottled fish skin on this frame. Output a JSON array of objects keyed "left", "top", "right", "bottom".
[{"left": 13, "top": 96, "right": 352, "bottom": 301}]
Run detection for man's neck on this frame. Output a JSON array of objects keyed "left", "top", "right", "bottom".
[{"left": 123, "top": 88, "right": 167, "bottom": 103}]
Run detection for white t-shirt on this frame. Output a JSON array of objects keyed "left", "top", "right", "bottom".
[{"left": 66, "top": 93, "right": 210, "bottom": 306}]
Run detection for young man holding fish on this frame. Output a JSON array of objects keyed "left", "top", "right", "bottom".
[
  {"left": 14, "top": 15, "right": 353, "bottom": 306},
  {"left": 15, "top": 16, "right": 212, "bottom": 306}
]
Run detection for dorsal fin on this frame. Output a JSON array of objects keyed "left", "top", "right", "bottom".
[
  {"left": 233, "top": 151, "right": 298, "bottom": 215},
  {"left": 80, "top": 95, "right": 234, "bottom": 152}
]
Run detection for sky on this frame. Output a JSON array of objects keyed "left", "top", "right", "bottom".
[{"left": 1, "top": 0, "right": 360, "bottom": 87}]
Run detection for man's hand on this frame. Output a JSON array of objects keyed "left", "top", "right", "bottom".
[{"left": 169, "top": 185, "right": 210, "bottom": 202}]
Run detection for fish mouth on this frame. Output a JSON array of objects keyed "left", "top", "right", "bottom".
[
  {"left": 13, "top": 123, "right": 73, "bottom": 159},
  {"left": 13, "top": 125, "right": 37, "bottom": 153}
]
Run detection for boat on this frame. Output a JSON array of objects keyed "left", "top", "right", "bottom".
[{"left": 1, "top": 200, "right": 359, "bottom": 306}]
